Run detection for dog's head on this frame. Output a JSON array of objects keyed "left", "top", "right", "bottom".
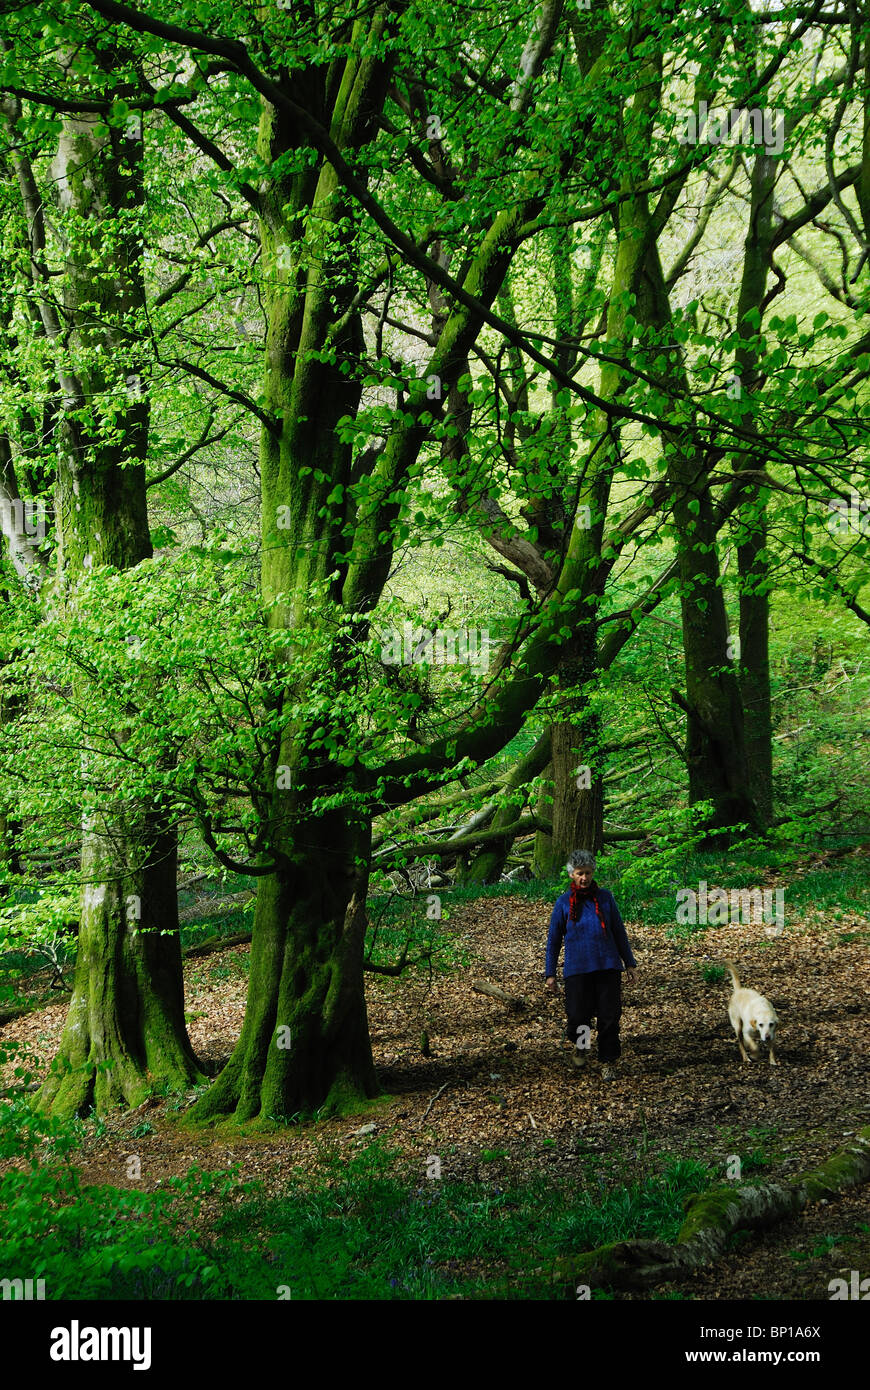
[{"left": 751, "top": 1015, "right": 777, "bottom": 1043}]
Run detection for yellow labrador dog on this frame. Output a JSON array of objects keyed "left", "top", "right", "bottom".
[{"left": 724, "top": 960, "right": 778, "bottom": 1066}]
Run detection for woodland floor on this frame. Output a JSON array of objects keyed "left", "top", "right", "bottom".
[{"left": 3, "top": 891, "right": 869, "bottom": 1300}]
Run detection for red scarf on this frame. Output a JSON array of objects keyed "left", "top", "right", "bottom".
[{"left": 569, "top": 879, "right": 608, "bottom": 932}]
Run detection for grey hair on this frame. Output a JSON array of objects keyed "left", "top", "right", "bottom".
[{"left": 567, "top": 849, "right": 596, "bottom": 871}]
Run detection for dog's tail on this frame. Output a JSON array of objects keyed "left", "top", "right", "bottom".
[{"left": 723, "top": 958, "right": 741, "bottom": 990}]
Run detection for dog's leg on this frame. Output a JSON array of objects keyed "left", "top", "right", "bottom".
[
  {"left": 736, "top": 1026, "right": 750, "bottom": 1064},
  {"left": 768, "top": 1040, "right": 777, "bottom": 1067}
]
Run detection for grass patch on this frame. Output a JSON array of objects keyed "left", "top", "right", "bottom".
[
  {"left": 206, "top": 1141, "right": 715, "bottom": 1300},
  {"left": 789, "top": 1233, "right": 847, "bottom": 1262}
]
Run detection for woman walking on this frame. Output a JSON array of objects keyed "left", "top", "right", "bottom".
[{"left": 545, "top": 849, "right": 637, "bottom": 1080}]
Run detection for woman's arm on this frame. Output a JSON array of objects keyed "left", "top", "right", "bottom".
[
  {"left": 604, "top": 892, "right": 638, "bottom": 969},
  {"left": 545, "top": 899, "right": 566, "bottom": 981}
]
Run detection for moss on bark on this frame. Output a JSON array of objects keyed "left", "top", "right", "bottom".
[
  {"left": 39, "top": 103, "right": 202, "bottom": 1117},
  {"left": 186, "top": 814, "right": 378, "bottom": 1126},
  {"left": 551, "top": 1125, "right": 870, "bottom": 1293},
  {"left": 39, "top": 814, "right": 204, "bottom": 1118}
]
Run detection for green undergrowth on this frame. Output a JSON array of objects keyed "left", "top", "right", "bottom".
[
  {"left": 207, "top": 1143, "right": 713, "bottom": 1300},
  {"left": 362, "top": 892, "right": 469, "bottom": 976},
  {"left": 0, "top": 1086, "right": 718, "bottom": 1300},
  {"left": 368, "top": 842, "right": 869, "bottom": 940}
]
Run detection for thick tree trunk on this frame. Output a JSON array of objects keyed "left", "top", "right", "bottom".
[
  {"left": 670, "top": 477, "right": 759, "bottom": 843},
  {"left": 40, "top": 813, "right": 201, "bottom": 1117},
  {"left": 551, "top": 721, "right": 604, "bottom": 859},
  {"left": 187, "top": 4, "right": 584, "bottom": 1123},
  {"left": 189, "top": 813, "right": 378, "bottom": 1123},
  {"left": 188, "top": 41, "right": 389, "bottom": 1123},
  {"left": 196, "top": 4, "right": 564, "bottom": 1121},
  {"left": 539, "top": 628, "right": 604, "bottom": 874},
  {"left": 535, "top": 725, "right": 603, "bottom": 874},
  {"left": 34, "top": 98, "right": 202, "bottom": 1115}
]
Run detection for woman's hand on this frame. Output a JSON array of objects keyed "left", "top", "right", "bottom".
[{"left": 545, "top": 976, "right": 557, "bottom": 994}]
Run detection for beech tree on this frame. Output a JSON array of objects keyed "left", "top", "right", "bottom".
[{"left": 1, "top": 68, "right": 206, "bottom": 1113}]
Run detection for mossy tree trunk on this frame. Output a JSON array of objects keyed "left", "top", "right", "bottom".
[
  {"left": 190, "top": 811, "right": 377, "bottom": 1123},
  {"left": 189, "top": 11, "right": 392, "bottom": 1123},
  {"left": 188, "top": 4, "right": 573, "bottom": 1123},
  {"left": 535, "top": 632, "right": 605, "bottom": 875},
  {"left": 32, "top": 98, "right": 202, "bottom": 1116},
  {"left": 40, "top": 812, "right": 200, "bottom": 1116}
]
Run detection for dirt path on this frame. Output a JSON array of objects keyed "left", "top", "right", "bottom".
[{"left": 3, "top": 895, "right": 868, "bottom": 1298}]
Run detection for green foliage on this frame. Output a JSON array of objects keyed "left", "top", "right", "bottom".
[
  {"left": 0, "top": 1076, "right": 714, "bottom": 1301},
  {"left": 206, "top": 1141, "right": 714, "bottom": 1300},
  {"left": 0, "top": 1049, "right": 249, "bottom": 1300},
  {"left": 363, "top": 892, "right": 467, "bottom": 977},
  {"left": 0, "top": 0, "right": 869, "bottom": 1143}
]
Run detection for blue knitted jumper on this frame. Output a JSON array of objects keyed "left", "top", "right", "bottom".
[{"left": 545, "top": 888, "right": 637, "bottom": 979}]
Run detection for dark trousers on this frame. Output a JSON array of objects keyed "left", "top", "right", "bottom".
[{"left": 564, "top": 970, "right": 622, "bottom": 1063}]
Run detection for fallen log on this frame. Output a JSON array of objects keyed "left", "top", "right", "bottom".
[
  {"left": 178, "top": 890, "right": 254, "bottom": 926},
  {"left": 374, "top": 815, "right": 548, "bottom": 866},
  {"left": 183, "top": 930, "right": 253, "bottom": 959},
  {"left": 472, "top": 979, "right": 527, "bottom": 1010},
  {"left": 553, "top": 1124, "right": 870, "bottom": 1291}
]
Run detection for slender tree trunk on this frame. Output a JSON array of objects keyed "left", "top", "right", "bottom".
[
  {"left": 734, "top": 150, "right": 777, "bottom": 827},
  {"left": 636, "top": 242, "right": 758, "bottom": 843},
  {"left": 0, "top": 580, "right": 23, "bottom": 890},
  {"left": 738, "top": 520, "right": 773, "bottom": 825}
]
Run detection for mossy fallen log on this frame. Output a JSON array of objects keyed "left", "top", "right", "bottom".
[{"left": 555, "top": 1125, "right": 870, "bottom": 1291}]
